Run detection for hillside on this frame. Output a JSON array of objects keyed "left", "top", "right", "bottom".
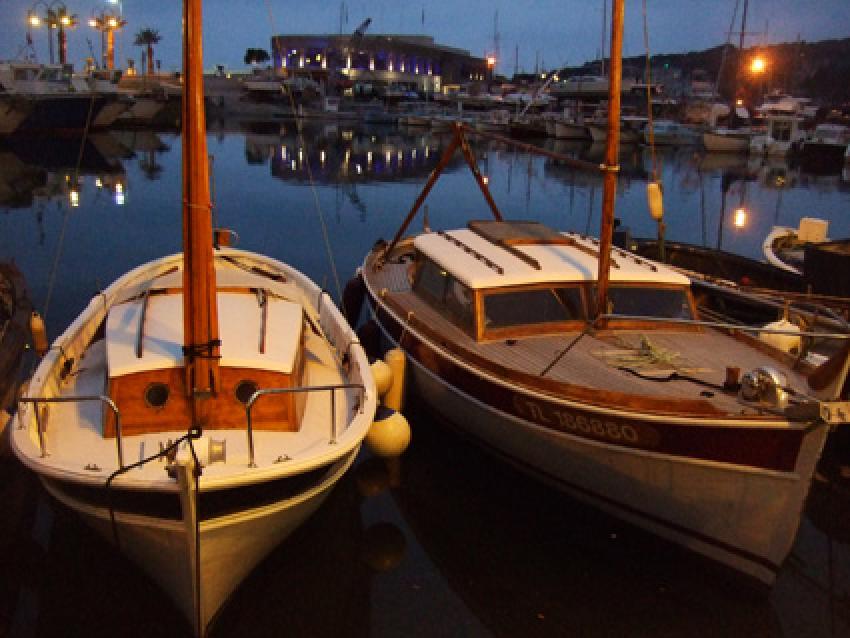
[{"left": 554, "top": 37, "right": 850, "bottom": 105}]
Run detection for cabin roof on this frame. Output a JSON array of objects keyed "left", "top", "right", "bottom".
[
  {"left": 106, "top": 291, "right": 303, "bottom": 377},
  {"left": 413, "top": 221, "right": 689, "bottom": 289}
]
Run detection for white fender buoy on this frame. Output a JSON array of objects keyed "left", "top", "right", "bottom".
[
  {"left": 370, "top": 359, "right": 393, "bottom": 398},
  {"left": 759, "top": 318, "right": 802, "bottom": 355},
  {"left": 365, "top": 406, "right": 411, "bottom": 458},
  {"left": 29, "top": 311, "right": 48, "bottom": 356},
  {"left": 383, "top": 348, "right": 407, "bottom": 412}
]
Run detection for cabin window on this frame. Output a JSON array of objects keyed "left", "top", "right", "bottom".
[
  {"left": 144, "top": 382, "right": 170, "bottom": 409},
  {"left": 235, "top": 380, "right": 260, "bottom": 405},
  {"left": 482, "top": 286, "right": 585, "bottom": 330},
  {"left": 602, "top": 285, "right": 693, "bottom": 319},
  {"left": 771, "top": 120, "right": 792, "bottom": 142},
  {"left": 413, "top": 256, "right": 475, "bottom": 331}
]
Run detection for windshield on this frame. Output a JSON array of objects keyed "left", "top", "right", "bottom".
[
  {"left": 603, "top": 285, "right": 693, "bottom": 319},
  {"left": 483, "top": 286, "right": 584, "bottom": 330}
]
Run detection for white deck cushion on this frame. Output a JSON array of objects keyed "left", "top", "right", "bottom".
[{"left": 107, "top": 292, "right": 303, "bottom": 377}]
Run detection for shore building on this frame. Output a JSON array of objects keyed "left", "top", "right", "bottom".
[{"left": 269, "top": 33, "right": 488, "bottom": 96}]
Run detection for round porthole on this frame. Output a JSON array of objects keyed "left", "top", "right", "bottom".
[
  {"left": 144, "top": 382, "right": 170, "bottom": 408},
  {"left": 235, "top": 380, "right": 260, "bottom": 405}
]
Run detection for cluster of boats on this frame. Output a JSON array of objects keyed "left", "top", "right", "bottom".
[{"left": 0, "top": 61, "right": 184, "bottom": 134}]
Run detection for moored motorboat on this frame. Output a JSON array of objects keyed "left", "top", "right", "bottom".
[
  {"left": 702, "top": 128, "right": 754, "bottom": 153},
  {"left": 355, "top": 0, "right": 850, "bottom": 588},
  {"left": 10, "top": 0, "right": 378, "bottom": 635}
]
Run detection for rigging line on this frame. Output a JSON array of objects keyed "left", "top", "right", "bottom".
[
  {"left": 263, "top": 0, "right": 342, "bottom": 302},
  {"left": 44, "top": 88, "right": 99, "bottom": 321},
  {"left": 715, "top": 0, "right": 741, "bottom": 98},
  {"left": 42, "top": 206, "right": 70, "bottom": 322}
]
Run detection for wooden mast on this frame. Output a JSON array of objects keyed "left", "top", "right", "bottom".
[
  {"left": 594, "top": 0, "right": 625, "bottom": 322},
  {"left": 182, "top": 0, "right": 220, "bottom": 427}
]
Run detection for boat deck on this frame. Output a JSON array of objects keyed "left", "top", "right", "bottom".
[
  {"left": 31, "top": 325, "right": 355, "bottom": 485},
  {"left": 367, "top": 253, "right": 812, "bottom": 417}
]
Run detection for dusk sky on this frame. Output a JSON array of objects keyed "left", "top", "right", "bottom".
[{"left": 2, "top": 0, "right": 848, "bottom": 75}]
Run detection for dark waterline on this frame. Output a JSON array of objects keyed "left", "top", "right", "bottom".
[{"left": 1, "top": 122, "right": 849, "bottom": 637}]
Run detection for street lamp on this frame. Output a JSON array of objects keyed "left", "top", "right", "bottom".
[
  {"left": 750, "top": 56, "right": 767, "bottom": 74},
  {"left": 89, "top": 9, "right": 126, "bottom": 70},
  {"left": 27, "top": 1, "right": 77, "bottom": 65}
]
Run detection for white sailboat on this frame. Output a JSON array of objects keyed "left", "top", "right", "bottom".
[{"left": 11, "top": 0, "right": 377, "bottom": 635}]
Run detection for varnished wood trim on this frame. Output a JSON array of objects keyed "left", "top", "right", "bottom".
[
  {"left": 379, "top": 292, "right": 724, "bottom": 416},
  {"left": 369, "top": 295, "right": 806, "bottom": 473}
]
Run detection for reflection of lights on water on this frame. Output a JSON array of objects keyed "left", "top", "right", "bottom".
[
  {"left": 367, "top": 151, "right": 373, "bottom": 165},
  {"left": 424, "top": 146, "right": 430, "bottom": 158},
  {"left": 385, "top": 150, "right": 392, "bottom": 163},
  {"left": 397, "top": 150, "right": 403, "bottom": 162},
  {"left": 320, "top": 150, "right": 326, "bottom": 164},
  {"left": 95, "top": 177, "right": 103, "bottom": 189},
  {"left": 733, "top": 207, "right": 747, "bottom": 228},
  {"left": 290, "top": 160, "right": 297, "bottom": 171},
  {"left": 69, "top": 189, "right": 80, "bottom": 207},
  {"left": 298, "top": 148, "right": 303, "bottom": 162},
  {"left": 482, "top": 176, "right": 489, "bottom": 185},
  {"left": 115, "top": 182, "right": 123, "bottom": 193},
  {"left": 115, "top": 191, "right": 125, "bottom": 205},
  {"left": 280, "top": 146, "right": 287, "bottom": 160},
  {"left": 355, "top": 164, "right": 363, "bottom": 175},
  {"left": 411, "top": 149, "right": 417, "bottom": 160},
  {"left": 344, "top": 150, "right": 351, "bottom": 164}
]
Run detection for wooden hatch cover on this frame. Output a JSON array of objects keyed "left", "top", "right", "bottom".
[{"left": 468, "top": 220, "right": 615, "bottom": 270}]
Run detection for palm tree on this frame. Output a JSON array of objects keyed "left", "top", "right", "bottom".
[
  {"left": 244, "top": 48, "right": 270, "bottom": 67},
  {"left": 134, "top": 28, "right": 162, "bottom": 75}
]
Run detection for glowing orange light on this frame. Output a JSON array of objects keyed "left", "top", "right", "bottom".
[
  {"left": 750, "top": 57, "right": 767, "bottom": 73},
  {"left": 486, "top": 56, "right": 496, "bottom": 69},
  {"left": 733, "top": 207, "right": 747, "bottom": 228}
]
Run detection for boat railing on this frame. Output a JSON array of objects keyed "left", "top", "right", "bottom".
[
  {"left": 244, "top": 383, "right": 366, "bottom": 468},
  {"left": 18, "top": 395, "right": 125, "bottom": 469},
  {"left": 598, "top": 314, "right": 850, "bottom": 339}
]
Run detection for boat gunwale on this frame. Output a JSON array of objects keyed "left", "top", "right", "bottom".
[
  {"left": 13, "top": 248, "right": 376, "bottom": 491},
  {"left": 364, "top": 247, "right": 816, "bottom": 423}
]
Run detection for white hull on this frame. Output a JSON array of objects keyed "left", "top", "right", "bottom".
[
  {"left": 402, "top": 337, "right": 825, "bottom": 584},
  {"left": 13, "top": 249, "right": 376, "bottom": 635},
  {"left": 42, "top": 447, "right": 357, "bottom": 631},
  {"left": 703, "top": 131, "right": 751, "bottom": 153},
  {"left": 91, "top": 99, "right": 132, "bottom": 128},
  {"left": 750, "top": 136, "right": 794, "bottom": 157},
  {"left": 361, "top": 289, "right": 829, "bottom": 586}
]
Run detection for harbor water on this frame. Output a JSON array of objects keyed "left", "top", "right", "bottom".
[{"left": 1, "top": 120, "right": 849, "bottom": 636}]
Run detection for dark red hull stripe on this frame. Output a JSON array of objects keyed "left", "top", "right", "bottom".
[{"left": 367, "top": 296, "right": 805, "bottom": 473}]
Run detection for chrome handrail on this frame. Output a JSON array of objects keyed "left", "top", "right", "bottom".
[
  {"left": 244, "top": 383, "right": 366, "bottom": 468},
  {"left": 18, "top": 395, "right": 124, "bottom": 468},
  {"left": 598, "top": 314, "right": 850, "bottom": 339}
]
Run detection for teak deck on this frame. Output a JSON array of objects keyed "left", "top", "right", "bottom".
[{"left": 366, "top": 246, "right": 811, "bottom": 418}]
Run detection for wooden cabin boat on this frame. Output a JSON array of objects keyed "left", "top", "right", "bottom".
[
  {"left": 11, "top": 0, "right": 377, "bottom": 635},
  {"left": 358, "top": 219, "right": 850, "bottom": 585}
]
